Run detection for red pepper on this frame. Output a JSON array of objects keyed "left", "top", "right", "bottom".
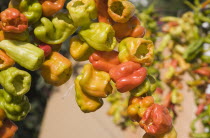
[
  {"left": 193, "top": 67, "right": 210, "bottom": 77},
  {"left": 139, "top": 104, "right": 173, "bottom": 135},
  {"left": 0, "top": 8, "right": 28, "bottom": 33},
  {"left": 38, "top": 43, "right": 52, "bottom": 57},
  {"left": 0, "top": 119, "right": 18, "bottom": 138},
  {"left": 162, "top": 21, "right": 179, "bottom": 32},
  {"left": 109, "top": 61, "right": 147, "bottom": 92},
  {"left": 89, "top": 50, "right": 120, "bottom": 72}
]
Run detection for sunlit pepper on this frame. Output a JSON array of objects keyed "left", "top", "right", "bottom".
[
  {"left": 75, "top": 75, "right": 103, "bottom": 113},
  {"left": 34, "top": 13, "right": 76, "bottom": 44},
  {"left": 0, "top": 30, "right": 30, "bottom": 42},
  {"left": 79, "top": 22, "right": 117, "bottom": 51},
  {"left": 0, "top": 119, "right": 18, "bottom": 138},
  {"left": 79, "top": 64, "right": 112, "bottom": 98},
  {"left": 118, "top": 37, "right": 154, "bottom": 66},
  {"left": 143, "top": 127, "right": 177, "bottom": 138},
  {"left": 0, "top": 40, "right": 45, "bottom": 71},
  {"left": 109, "top": 61, "right": 147, "bottom": 92},
  {"left": 9, "top": 0, "right": 42, "bottom": 24},
  {"left": 89, "top": 50, "right": 120, "bottom": 72},
  {"left": 127, "top": 96, "right": 154, "bottom": 122},
  {"left": 69, "top": 35, "right": 94, "bottom": 61},
  {"left": 0, "top": 8, "right": 28, "bottom": 33},
  {"left": 39, "top": 0, "right": 66, "bottom": 17},
  {"left": 107, "top": 0, "right": 135, "bottom": 23},
  {"left": 0, "top": 50, "right": 15, "bottom": 71},
  {"left": 139, "top": 104, "right": 173, "bottom": 135},
  {"left": 67, "top": 0, "right": 97, "bottom": 27},
  {"left": 0, "top": 109, "right": 6, "bottom": 128},
  {"left": 40, "top": 52, "right": 72, "bottom": 86}
]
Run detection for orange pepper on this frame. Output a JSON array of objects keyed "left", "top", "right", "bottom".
[
  {"left": 0, "top": 109, "right": 6, "bottom": 128},
  {"left": 0, "top": 50, "right": 15, "bottom": 71},
  {"left": 0, "top": 119, "right": 18, "bottom": 138}
]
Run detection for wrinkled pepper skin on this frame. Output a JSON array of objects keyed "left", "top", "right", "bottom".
[
  {"left": 34, "top": 13, "right": 76, "bottom": 44},
  {"left": 0, "top": 30, "right": 30, "bottom": 42},
  {"left": 79, "top": 22, "right": 117, "bottom": 51},
  {"left": 40, "top": 52, "right": 72, "bottom": 86},
  {"left": 0, "top": 89, "right": 31, "bottom": 121},
  {"left": 75, "top": 75, "right": 103, "bottom": 113},
  {"left": 0, "top": 8, "right": 28, "bottom": 33},
  {"left": 107, "top": 0, "right": 135, "bottom": 23},
  {"left": 0, "top": 109, "right": 6, "bottom": 128},
  {"left": 0, "top": 50, "right": 15, "bottom": 71},
  {"left": 127, "top": 96, "right": 154, "bottom": 122},
  {"left": 39, "top": 0, "right": 66, "bottom": 17},
  {"left": 143, "top": 127, "right": 177, "bottom": 138},
  {"left": 109, "top": 61, "right": 147, "bottom": 92},
  {"left": 0, "top": 119, "right": 18, "bottom": 138},
  {"left": 89, "top": 50, "right": 120, "bottom": 72},
  {"left": 0, "top": 67, "right": 31, "bottom": 96},
  {"left": 0, "top": 40, "right": 45, "bottom": 71},
  {"left": 139, "top": 104, "right": 173, "bottom": 135},
  {"left": 9, "top": 0, "right": 42, "bottom": 24},
  {"left": 67, "top": 0, "right": 97, "bottom": 27},
  {"left": 79, "top": 64, "right": 112, "bottom": 98},
  {"left": 118, "top": 37, "right": 154, "bottom": 66},
  {"left": 69, "top": 36, "right": 94, "bottom": 61}
]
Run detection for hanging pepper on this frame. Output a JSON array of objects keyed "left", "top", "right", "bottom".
[
  {"left": 118, "top": 37, "right": 154, "bottom": 66},
  {"left": 75, "top": 75, "right": 103, "bottom": 113},
  {"left": 0, "top": 119, "right": 18, "bottom": 138},
  {"left": 0, "top": 67, "right": 31, "bottom": 96},
  {"left": 0, "top": 109, "right": 6, "bottom": 128},
  {"left": 89, "top": 50, "right": 120, "bottom": 72},
  {"left": 9, "top": 0, "right": 42, "bottom": 24},
  {"left": 39, "top": 0, "right": 66, "bottom": 17},
  {"left": 109, "top": 61, "right": 147, "bottom": 92},
  {"left": 0, "top": 50, "right": 15, "bottom": 71},
  {"left": 79, "top": 64, "right": 112, "bottom": 98},
  {"left": 34, "top": 13, "right": 76, "bottom": 44},
  {"left": 0, "top": 40, "right": 45, "bottom": 71},
  {"left": 0, "top": 8, "right": 28, "bottom": 33},
  {"left": 38, "top": 43, "right": 52, "bottom": 57},
  {"left": 40, "top": 52, "right": 72, "bottom": 86},
  {"left": 0, "top": 30, "right": 30, "bottom": 42},
  {"left": 67, "top": 0, "right": 97, "bottom": 27},
  {"left": 69, "top": 35, "right": 94, "bottom": 61},
  {"left": 107, "top": 0, "right": 135, "bottom": 23},
  {"left": 79, "top": 22, "right": 117, "bottom": 51}
]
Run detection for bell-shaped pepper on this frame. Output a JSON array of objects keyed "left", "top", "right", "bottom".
[
  {"left": 0, "top": 40, "right": 45, "bottom": 71},
  {"left": 69, "top": 35, "right": 94, "bottom": 61},
  {"left": 0, "top": 109, "right": 6, "bottom": 128},
  {"left": 127, "top": 96, "right": 154, "bottom": 122},
  {"left": 39, "top": 0, "right": 66, "bottom": 17},
  {"left": 67, "top": 0, "right": 97, "bottom": 27},
  {"left": 0, "top": 8, "right": 28, "bottom": 33},
  {"left": 79, "top": 22, "right": 117, "bottom": 51},
  {"left": 0, "top": 30, "right": 30, "bottom": 42},
  {"left": 89, "top": 50, "right": 120, "bottom": 72},
  {"left": 139, "top": 104, "right": 173, "bottom": 135},
  {"left": 0, "top": 119, "right": 18, "bottom": 138},
  {"left": 79, "top": 64, "right": 112, "bottom": 98},
  {"left": 75, "top": 75, "right": 103, "bottom": 113},
  {"left": 34, "top": 13, "right": 76, "bottom": 44},
  {"left": 0, "top": 89, "right": 31, "bottom": 121},
  {"left": 0, "top": 67, "right": 31, "bottom": 96},
  {"left": 0, "top": 50, "right": 15, "bottom": 71},
  {"left": 118, "top": 37, "right": 154, "bottom": 66},
  {"left": 109, "top": 61, "right": 147, "bottom": 92},
  {"left": 38, "top": 43, "right": 52, "bottom": 57},
  {"left": 9, "top": 0, "right": 42, "bottom": 24},
  {"left": 142, "top": 127, "right": 177, "bottom": 138},
  {"left": 40, "top": 52, "right": 72, "bottom": 86},
  {"left": 107, "top": 0, "right": 135, "bottom": 23}
]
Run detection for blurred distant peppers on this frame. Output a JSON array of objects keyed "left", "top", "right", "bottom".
[
  {"left": 0, "top": 50, "right": 15, "bottom": 71},
  {"left": 0, "top": 30, "right": 30, "bottom": 42},
  {"left": 193, "top": 66, "right": 210, "bottom": 77},
  {"left": 107, "top": 0, "right": 135, "bottom": 23},
  {"left": 67, "top": 0, "right": 97, "bottom": 27},
  {"left": 9, "top": 0, "right": 42, "bottom": 24},
  {"left": 143, "top": 127, "right": 177, "bottom": 138},
  {"left": 109, "top": 61, "right": 147, "bottom": 92},
  {"left": 118, "top": 37, "right": 154, "bottom": 66},
  {"left": 0, "top": 119, "right": 18, "bottom": 138},
  {"left": 89, "top": 50, "right": 120, "bottom": 72},
  {"left": 69, "top": 35, "right": 94, "bottom": 61},
  {"left": 40, "top": 52, "right": 72, "bottom": 86},
  {"left": 0, "top": 67, "right": 31, "bottom": 96},
  {"left": 0, "top": 109, "right": 6, "bottom": 128},
  {"left": 34, "top": 13, "right": 76, "bottom": 44},
  {"left": 79, "top": 22, "right": 117, "bottom": 51},
  {"left": 0, "top": 40, "right": 45, "bottom": 71},
  {"left": 0, "top": 8, "right": 28, "bottom": 33},
  {"left": 139, "top": 104, "right": 173, "bottom": 135},
  {"left": 39, "top": 0, "right": 66, "bottom": 17},
  {"left": 75, "top": 75, "right": 103, "bottom": 113},
  {"left": 79, "top": 64, "right": 112, "bottom": 98}
]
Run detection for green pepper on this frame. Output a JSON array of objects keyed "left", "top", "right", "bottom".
[
  {"left": 0, "top": 30, "right": 30, "bottom": 42},
  {"left": 0, "top": 40, "right": 44, "bottom": 71},
  {"left": 34, "top": 13, "right": 76, "bottom": 44},
  {"left": 9, "top": 0, "right": 42, "bottom": 24},
  {"left": 79, "top": 22, "right": 117, "bottom": 51}
]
